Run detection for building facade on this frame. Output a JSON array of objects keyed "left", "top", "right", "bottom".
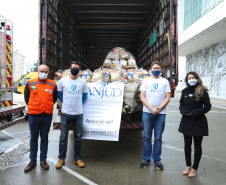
[
  {"left": 178, "top": 0, "right": 226, "bottom": 99},
  {"left": 13, "top": 51, "right": 25, "bottom": 82}
]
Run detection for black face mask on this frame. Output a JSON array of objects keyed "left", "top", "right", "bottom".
[{"left": 71, "top": 68, "right": 79, "bottom": 76}]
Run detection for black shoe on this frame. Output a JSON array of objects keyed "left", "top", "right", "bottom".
[
  {"left": 140, "top": 160, "right": 150, "bottom": 168},
  {"left": 154, "top": 161, "right": 164, "bottom": 170},
  {"left": 24, "top": 160, "right": 36, "bottom": 172}
]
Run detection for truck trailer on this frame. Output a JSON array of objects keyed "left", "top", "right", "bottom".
[{"left": 39, "top": 0, "right": 178, "bottom": 129}]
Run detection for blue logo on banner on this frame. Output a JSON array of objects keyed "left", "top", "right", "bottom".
[
  {"left": 71, "top": 85, "right": 76, "bottom": 91},
  {"left": 100, "top": 83, "right": 109, "bottom": 87},
  {"left": 153, "top": 83, "right": 158, "bottom": 89}
]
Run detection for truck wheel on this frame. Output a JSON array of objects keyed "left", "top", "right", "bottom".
[{"left": 12, "top": 111, "right": 24, "bottom": 119}]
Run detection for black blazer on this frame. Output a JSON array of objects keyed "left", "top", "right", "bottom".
[{"left": 178, "top": 86, "right": 211, "bottom": 136}]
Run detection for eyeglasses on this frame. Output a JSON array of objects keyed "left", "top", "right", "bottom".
[{"left": 40, "top": 71, "right": 48, "bottom": 73}]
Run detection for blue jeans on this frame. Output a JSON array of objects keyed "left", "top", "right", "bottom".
[
  {"left": 58, "top": 113, "right": 83, "bottom": 161},
  {"left": 28, "top": 115, "right": 52, "bottom": 161},
  {"left": 142, "top": 112, "right": 166, "bottom": 163}
]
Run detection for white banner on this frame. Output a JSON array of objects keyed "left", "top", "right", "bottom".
[{"left": 82, "top": 83, "right": 124, "bottom": 141}]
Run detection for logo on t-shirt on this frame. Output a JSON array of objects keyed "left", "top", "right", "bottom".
[
  {"left": 68, "top": 85, "right": 79, "bottom": 95},
  {"left": 153, "top": 83, "right": 158, "bottom": 89},
  {"left": 71, "top": 85, "right": 76, "bottom": 91}
]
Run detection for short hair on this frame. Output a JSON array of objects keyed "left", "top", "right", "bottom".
[
  {"left": 71, "top": 61, "right": 80, "bottom": 67},
  {"left": 151, "top": 60, "right": 161, "bottom": 68}
]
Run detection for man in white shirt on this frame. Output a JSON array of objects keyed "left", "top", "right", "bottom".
[
  {"left": 56, "top": 61, "right": 88, "bottom": 169},
  {"left": 139, "top": 61, "right": 171, "bottom": 170}
]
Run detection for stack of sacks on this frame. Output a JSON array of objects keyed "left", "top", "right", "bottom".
[
  {"left": 134, "top": 70, "right": 143, "bottom": 82},
  {"left": 102, "top": 70, "right": 111, "bottom": 83},
  {"left": 127, "top": 56, "right": 137, "bottom": 69},
  {"left": 62, "top": 69, "right": 70, "bottom": 77},
  {"left": 55, "top": 68, "right": 149, "bottom": 84},
  {"left": 110, "top": 70, "right": 122, "bottom": 83},
  {"left": 143, "top": 70, "right": 149, "bottom": 79},
  {"left": 121, "top": 70, "right": 128, "bottom": 83},
  {"left": 103, "top": 59, "right": 111, "bottom": 69},
  {"left": 54, "top": 70, "right": 62, "bottom": 81},
  {"left": 128, "top": 71, "right": 134, "bottom": 82},
  {"left": 82, "top": 70, "right": 92, "bottom": 82},
  {"left": 103, "top": 47, "right": 138, "bottom": 70},
  {"left": 108, "top": 51, "right": 119, "bottom": 60},
  {"left": 120, "top": 59, "right": 127, "bottom": 69},
  {"left": 92, "top": 69, "right": 103, "bottom": 83},
  {"left": 121, "top": 52, "right": 131, "bottom": 60}
]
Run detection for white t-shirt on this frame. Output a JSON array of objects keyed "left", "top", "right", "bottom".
[
  {"left": 140, "top": 77, "right": 171, "bottom": 114},
  {"left": 58, "top": 76, "right": 88, "bottom": 115}
]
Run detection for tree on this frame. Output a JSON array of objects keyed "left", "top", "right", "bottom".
[
  {"left": 31, "top": 61, "right": 38, "bottom": 72},
  {"left": 14, "top": 74, "right": 27, "bottom": 85}
]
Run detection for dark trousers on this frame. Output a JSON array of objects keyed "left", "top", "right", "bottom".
[
  {"left": 58, "top": 113, "right": 83, "bottom": 161},
  {"left": 29, "top": 115, "right": 52, "bottom": 161},
  {"left": 183, "top": 134, "right": 203, "bottom": 169}
]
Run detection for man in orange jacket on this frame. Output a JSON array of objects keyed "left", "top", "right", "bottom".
[{"left": 24, "top": 64, "right": 57, "bottom": 172}]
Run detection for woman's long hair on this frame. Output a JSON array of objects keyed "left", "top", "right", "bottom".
[{"left": 185, "top": 71, "right": 208, "bottom": 101}]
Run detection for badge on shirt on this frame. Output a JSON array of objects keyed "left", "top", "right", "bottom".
[
  {"left": 45, "top": 89, "right": 52, "bottom": 94},
  {"left": 31, "top": 85, "right": 37, "bottom": 91}
]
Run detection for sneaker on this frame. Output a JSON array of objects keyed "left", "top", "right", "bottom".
[
  {"left": 154, "top": 161, "right": 164, "bottom": 170},
  {"left": 75, "top": 160, "right": 85, "bottom": 168},
  {"left": 140, "top": 160, "right": 150, "bottom": 168}
]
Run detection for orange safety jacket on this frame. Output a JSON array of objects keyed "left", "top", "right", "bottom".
[{"left": 27, "top": 78, "right": 56, "bottom": 115}]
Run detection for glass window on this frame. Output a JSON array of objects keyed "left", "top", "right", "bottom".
[
  {"left": 183, "top": 0, "right": 223, "bottom": 31},
  {"left": 20, "top": 79, "right": 24, "bottom": 85},
  {"left": 24, "top": 78, "right": 30, "bottom": 85}
]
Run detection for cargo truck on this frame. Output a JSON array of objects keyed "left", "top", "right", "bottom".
[{"left": 39, "top": 0, "right": 178, "bottom": 129}]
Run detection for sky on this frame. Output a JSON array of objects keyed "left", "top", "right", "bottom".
[{"left": 0, "top": 0, "right": 39, "bottom": 73}]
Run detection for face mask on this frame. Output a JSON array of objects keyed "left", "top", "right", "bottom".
[
  {"left": 71, "top": 67, "right": 79, "bottom": 76},
  {"left": 188, "top": 79, "right": 197, "bottom": 86},
  {"left": 152, "top": 70, "right": 161, "bottom": 77},
  {"left": 39, "top": 72, "right": 48, "bottom": 81}
]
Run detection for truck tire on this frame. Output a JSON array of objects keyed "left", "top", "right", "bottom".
[{"left": 12, "top": 111, "right": 24, "bottom": 119}]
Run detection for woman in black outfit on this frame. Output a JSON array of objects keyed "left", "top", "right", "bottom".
[{"left": 179, "top": 71, "right": 211, "bottom": 178}]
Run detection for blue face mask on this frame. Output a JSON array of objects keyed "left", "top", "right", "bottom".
[{"left": 152, "top": 70, "right": 161, "bottom": 77}]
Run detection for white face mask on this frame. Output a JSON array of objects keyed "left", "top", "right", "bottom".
[
  {"left": 188, "top": 79, "right": 197, "bottom": 86},
  {"left": 39, "top": 72, "right": 48, "bottom": 80}
]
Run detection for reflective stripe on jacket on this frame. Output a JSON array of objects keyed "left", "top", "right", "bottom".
[{"left": 27, "top": 78, "right": 56, "bottom": 115}]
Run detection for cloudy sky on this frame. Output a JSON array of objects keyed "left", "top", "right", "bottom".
[{"left": 0, "top": 0, "right": 39, "bottom": 73}]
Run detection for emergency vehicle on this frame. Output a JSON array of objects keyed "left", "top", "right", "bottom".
[{"left": 0, "top": 15, "right": 25, "bottom": 131}]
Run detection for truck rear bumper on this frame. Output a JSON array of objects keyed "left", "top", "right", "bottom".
[
  {"left": 52, "top": 117, "right": 142, "bottom": 130},
  {"left": 0, "top": 116, "right": 25, "bottom": 131}
]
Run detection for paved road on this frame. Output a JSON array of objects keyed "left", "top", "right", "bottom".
[{"left": 1, "top": 94, "right": 226, "bottom": 185}]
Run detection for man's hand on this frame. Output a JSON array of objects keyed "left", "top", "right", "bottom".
[{"left": 151, "top": 108, "right": 160, "bottom": 115}]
